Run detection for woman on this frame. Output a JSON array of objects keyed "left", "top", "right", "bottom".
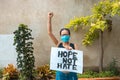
[{"left": 47, "top": 12, "right": 78, "bottom": 80}]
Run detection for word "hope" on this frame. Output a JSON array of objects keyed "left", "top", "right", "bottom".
[{"left": 58, "top": 51, "right": 77, "bottom": 58}]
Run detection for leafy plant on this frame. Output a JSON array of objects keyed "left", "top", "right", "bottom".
[
  {"left": 107, "top": 58, "right": 119, "bottom": 76},
  {"left": 78, "top": 70, "right": 99, "bottom": 78},
  {"left": 0, "top": 67, "right": 3, "bottom": 78},
  {"left": 36, "top": 64, "right": 55, "bottom": 80},
  {"left": 66, "top": 0, "right": 120, "bottom": 46},
  {"left": 2, "top": 64, "right": 18, "bottom": 80},
  {"left": 66, "top": 0, "right": 120, "bottom": 71},
  {"left": 98, "top": 71, "right": 114, "bottom": 77},
  {"left": 78, "top": 70, "right": 119, "bottom": 78},
  {"left": 13, "top": 24, "right": 35, "bottom": 80},
  {"left": 78, "top": 58, "right": 120, "bottom": 78}
]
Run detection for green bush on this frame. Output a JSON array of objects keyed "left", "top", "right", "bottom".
[
  {"left": 0, "top": 68, "right": 3, "bottom": 78},
  {"left": 36, "top": 64, "right": 55, "bottom": 80},
  {"left": 107, "top": 58, "right": 119, "bottom": 75},
  {"left": 78, "top": 70, "right": 119, "bottom": 78},
  {"left": 78, "top": 70, "right": 98, "bottom": 78},
  {"left": 78, "top": 58, "right": 120, "bottom": 78},
  {"left": 98, "top": 71, "right": 114, "bottom": 77},
  {"left": 13, "top": 24, "right": 35, "bottom": 80}
]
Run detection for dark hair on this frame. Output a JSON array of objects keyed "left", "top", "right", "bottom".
[{"left": 60, "top": 28, "right": 70, "bottom": 36}]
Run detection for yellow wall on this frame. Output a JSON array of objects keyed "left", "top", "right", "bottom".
[{"left": 0, "top": 0, "right": 120, "bottom": 68}]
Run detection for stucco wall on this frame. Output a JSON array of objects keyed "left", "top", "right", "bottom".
[{"left": 0, "top": 0, "right": 120, "bottom": 68}]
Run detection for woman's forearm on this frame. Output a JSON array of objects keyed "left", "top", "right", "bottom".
[{"left": 47, "top": 16, "right": 52, "bottom": 34}]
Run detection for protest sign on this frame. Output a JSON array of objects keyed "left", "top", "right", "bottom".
[{"left": 50, "top": 47, "right": 83, "bottom": 74}]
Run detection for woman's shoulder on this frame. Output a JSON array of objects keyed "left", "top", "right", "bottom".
[
  {"left": 70, "top": 42, "right": 74, "bottom": 45},
  {"left": 57, "top": 42, "right": 75, "bottom": 46},
  {"left": 70, "top": 42, "right": 78, "bottom": 50},
  {"left": 69, "top": 43, "right": 75, "bottom": 49},
  {"left": 56, "top": 41, "right": 62, "bottom": 47}
]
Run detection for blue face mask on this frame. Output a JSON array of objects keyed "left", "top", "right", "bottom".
[{"left": 61, "top": 35, "right": 70, "bottom": 42}]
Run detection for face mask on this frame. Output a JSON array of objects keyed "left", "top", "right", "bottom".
[{"left": 61, "top": 35, "right": 70, "bottom": 42}]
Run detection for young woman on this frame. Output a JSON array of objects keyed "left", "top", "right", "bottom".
[{"left": 47, "top": 12, "right": 78, "bottom": 80}]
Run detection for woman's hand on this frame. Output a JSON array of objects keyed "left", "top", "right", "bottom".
[
  {"left": 48, "top": 12, "right": 53, "bottom": 19},
  {"left": 67, "top": 46, "right": 73, "bottom": 50},
  {"left": 65, "top": 46, "right": 73, "bottom": 50}
]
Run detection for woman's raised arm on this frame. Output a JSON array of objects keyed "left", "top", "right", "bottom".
[{"left": 47, "top": 12, "right": 58, "bottom": 45}]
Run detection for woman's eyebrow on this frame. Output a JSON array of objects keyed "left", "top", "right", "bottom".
[{"left": 61, "top": 34, "right": 69, "bottom": 35}]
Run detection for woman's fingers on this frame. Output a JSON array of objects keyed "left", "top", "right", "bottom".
[
  {"left": 48, "top": 12, "right": 53, "bottom": 18},
  {"left": 65, "top": 46, "right": 73, "bottom": 50}
]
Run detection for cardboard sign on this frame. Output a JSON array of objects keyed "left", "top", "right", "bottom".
[{"left": 50, "top": 47, "right": 83, "bottom": 74}]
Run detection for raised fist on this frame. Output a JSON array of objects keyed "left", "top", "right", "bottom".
[{"left": 48, "top": 12, "right": 53, "bottom": 18}]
